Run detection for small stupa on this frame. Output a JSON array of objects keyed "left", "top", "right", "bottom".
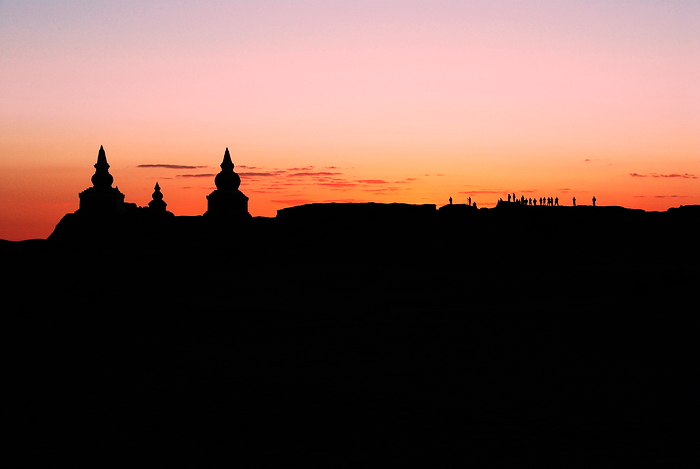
[
  {"left": 141, "top": 181, "right": 174, "bottom": 219},
  {"left": 204, "top": 148, "right": 251, "bottom": 219},
  {"left": 147, "top": 182, "right": 167, "bottom": 211},
  {"left": 77, "top": 146, "right": 126, "bottom": 214}
]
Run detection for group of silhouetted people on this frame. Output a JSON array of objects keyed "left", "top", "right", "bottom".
[
  {"left": 506, "top": 193, "right": 560, "bottom": 206},
  {"left": 453, "top": 193, "right": 598, "bottom": 208},
  {"left": 504, "top": 193, "right": 597, "bottom": 207}
]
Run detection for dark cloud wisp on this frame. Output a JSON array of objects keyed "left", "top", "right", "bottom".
[
  {"left": 138, "top": 164, "right": 208, "bottom": 169},
  {"left": 630, "top": 173, "right": 696, "bottom": 179}
]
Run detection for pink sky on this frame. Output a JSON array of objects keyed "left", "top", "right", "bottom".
[{"left": 1, "top": 0, "right": 698, "bottom": 240}]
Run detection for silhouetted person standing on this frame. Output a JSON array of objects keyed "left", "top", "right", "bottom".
[
  {"left": 508, "top": 194, "right": 511, "bottom": 202},
  {"left": 592, "top": 196, "right": 596, "bottom": 207},
  {"left": 555, "top": 197, "right": 559, "bottom": 206},
  {"left": 449, "top": 197, "right": 453, "bottom": 205},
  {"left": 573, "top": 197, "right": 576, "bottom": 206},
  {"left": 468, "top": 197, "right": 471, "bottom": 205}
]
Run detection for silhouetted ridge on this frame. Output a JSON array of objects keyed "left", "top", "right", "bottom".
[
  {"left": 438, "top": 203, "right": 478, "bottom": 214},
  {"left": 40, "top": 146, "right": 700, "bottom": 250},
  {"left": 6, "top": 147, "right": 700, "bottom": 465},
  {"left": 277, "top": 202, "right": 436, "bottom": 223}
]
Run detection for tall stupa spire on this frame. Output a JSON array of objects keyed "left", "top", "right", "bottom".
[
  {"left": 204, "top": 147, "right": 250, "bottom": 219},
  {"left": 222, "top": 147, "right": 233, "bottom": 169},
  {"left": 78, "top": 145, "right": 125, "bottom": 213},
  {"left": 90, "top": 145, "right": 115, "bottom": 189},
  {"left": 214, "top": 147, "right": 241, "bottom": 192},
  {"left": 96, "top": 145, "right": 108, "bottom": 166}
]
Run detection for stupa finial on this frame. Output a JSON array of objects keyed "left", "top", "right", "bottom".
[
  {"left": 91, "top": 145, "right": 114, "bottom": 188},
  {"left": 221, "top": 147, "right": 234, "bottom": 170},
  {"left": 214, "top": 147, "right": 240, "bottom": 191}
]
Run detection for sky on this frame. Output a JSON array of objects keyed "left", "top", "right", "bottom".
[{"left": 1, "top": 0, "right": 698, "bottom": 240}]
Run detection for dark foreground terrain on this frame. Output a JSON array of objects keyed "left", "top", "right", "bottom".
[{"left": 4, "top": 204, "right": 699, "bottom": 465}]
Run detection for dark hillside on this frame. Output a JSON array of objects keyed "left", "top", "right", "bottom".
[{"left": 4, "top": 203, "right": 698, "bottom": 464}]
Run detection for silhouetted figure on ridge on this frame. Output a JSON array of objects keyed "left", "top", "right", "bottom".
[
  {"left": 573, "top": 197, "right": 576, "bottom": 206},
  {"left": 507, "top": 194, "right": 511, "bottom": 202},
  {"left": 468, "top": 197, "right": 471, "bottom": 205},
  {"left": 592, "top": 196, "right": 597, "bottom": 207},
  {"left": 555, "top": 197, "right": 559, "bottom": 206},
  {"left": 449, "top": 197, "right": 453, "bottom": 205}
]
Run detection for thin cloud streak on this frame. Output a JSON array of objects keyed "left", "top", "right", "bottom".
[
  {"left": 138, "top": 164, "right": 208, "bottom": 169},
  {"left": 458, "top": 190, "right": 504, "bottom": 194},
  {"left": 630, "top": 173, "right": 696, "bottom": 179},
  {"left": 239, "top": 171, "right": 287, "bottom": 177},
  {"left": 289, "top": 172, "right": 343, "bottom": 177}
]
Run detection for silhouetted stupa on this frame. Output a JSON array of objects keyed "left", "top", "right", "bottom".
[
  {"left": 77, "top": 146, "right": 126, "bottom": 214},
  {"left": 146, "top": 182, "right": 165, "bottom": 211},
  {"left": 142, "top": 181, "right": 174, "bottom": 218},
  {"left": 204, "top": 148, "right": 251, "bottom": 219}
]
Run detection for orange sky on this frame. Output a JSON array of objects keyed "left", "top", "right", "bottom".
[{"left": 1, "top": 1, "right": 698, "bottom": 240}]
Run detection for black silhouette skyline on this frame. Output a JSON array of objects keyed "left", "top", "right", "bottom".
[
  {"left": 4, "top": 145, "right": 698, "bottom": 465},
  {"left": 27, "top": 145, "right": 697, "bottom": 248}
]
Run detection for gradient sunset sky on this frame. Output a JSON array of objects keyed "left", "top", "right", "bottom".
[{"left": 1, "top": 0, "right": 698, "bottom": 240}]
